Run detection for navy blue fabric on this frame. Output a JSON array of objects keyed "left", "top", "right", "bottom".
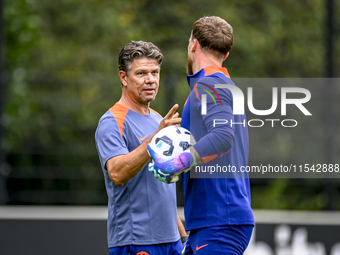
[
  {"left": 183, "top": 225, "right": 253, "bottom": 255},
  {"left": 181, "top": 67, "right": 254, "bottom": 231},
  {"left": 109, "top": 239, "right": 183, "bottom": 255}
]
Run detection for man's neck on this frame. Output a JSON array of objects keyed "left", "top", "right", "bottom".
[
  {"left": 118, "top": 95, "right": 150, "bottom": 115},
  {"left": 193, "top": 50, "right": 224, "bottom": 74}
]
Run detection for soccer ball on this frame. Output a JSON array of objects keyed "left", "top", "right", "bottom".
[
  {"left": 148, "top": 126, "right": 196, "bottom": 164},
  {"left": 148, "top": 126, "right": 196, "bottom": 183}
]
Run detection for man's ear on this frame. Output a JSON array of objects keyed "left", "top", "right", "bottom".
[
  {"left": 223, "top": 52, "right": 230, "bottom": 61},
  {"left": 119, "top": 70, "right": 128, "bottom": 87},
  {"left": 190, "top": 38, "right": 198, "bottom": 52}
]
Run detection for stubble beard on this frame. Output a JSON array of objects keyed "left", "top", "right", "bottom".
[
  {"left": 139, "top": 89, "right": 158, "bottom": 104},
  {"left": 186, "top": 56, "right": 194, "bottom": 76}
]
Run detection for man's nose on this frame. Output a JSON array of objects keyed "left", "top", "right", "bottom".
[{"left": 145, "top": 73, "right": 156, "bottom": 83}]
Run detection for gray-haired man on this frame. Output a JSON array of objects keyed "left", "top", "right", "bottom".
[{"left": 95, "top": 41, "right": 187, "bottom": 255}]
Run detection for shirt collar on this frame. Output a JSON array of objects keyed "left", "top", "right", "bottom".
[{"left": 187, "top": 66, "right": 230, "bottom": 90}]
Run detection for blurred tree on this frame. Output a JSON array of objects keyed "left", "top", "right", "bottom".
[{"left": 3, "top": 0, "right": 339, "bottom": 208}]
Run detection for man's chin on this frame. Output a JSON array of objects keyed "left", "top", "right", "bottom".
[{"left": 142, "top": 95, "right": 156, "bottom": 104}]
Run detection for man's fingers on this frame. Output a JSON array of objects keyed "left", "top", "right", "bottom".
[
  {"left": 158, "top": 118, "right": 182, "bottom": 131},
  {"left": 164, "top": 104, "right": 179, "bottom": 119},
  {"left": 167, "top": 118, "right": 181, "bottom": 125},
  {"left": 156, "top": 104, "right": 181, "bottom": 131}
]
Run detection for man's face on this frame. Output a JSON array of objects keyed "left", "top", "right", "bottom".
[
  {"left": 186, "top": 36, "right": 194, "bottom": 75},
  {"left": 121, "top": 57, "right": 160, "bottom": 105}
]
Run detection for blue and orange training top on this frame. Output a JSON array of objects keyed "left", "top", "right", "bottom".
[
  {"left": 95, "top": 103, "right": 180, "bottom": 248},
  {"left": 181, "top": 66, "right": 255, "bottom": 231}
]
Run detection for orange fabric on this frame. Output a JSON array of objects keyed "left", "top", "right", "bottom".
[
  {"left": 184, "top": 96, "right": 189, "bottom": 107},
  {"left": 193, "top": 67, "right": 230, "bottom": 101},
  {"left": 194, "top": 83, "right": 200, "bottom": 101},
  {"left": 150, "top": 108, "right": 163, "bottom": 117},
  {"left": 201, "top": 154, "right": 219, "bottom": 163},
  {"left": 110, "top": 103, "right": 129, "bottom": 139},
  {"left": 136, "top": 252, "right": 150, "bottom": 255},
  {"left": 203, "top": 66, "right": 230, "bottom": 78},
  {"left": 196, "top": 244, "right": 209, "bottom": 251}
]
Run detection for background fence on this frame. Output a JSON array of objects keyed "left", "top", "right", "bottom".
[{"left": 1, "top": 207, "right": 340, "bottom": 255}]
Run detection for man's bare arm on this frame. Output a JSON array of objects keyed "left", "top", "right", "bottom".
[{"left": 177, "top": 210, "right": 187, "bottom": 243}]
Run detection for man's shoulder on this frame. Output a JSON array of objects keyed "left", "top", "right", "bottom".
[
  {"left": 96, "top": 112, "right": 117, "bottom": 139},
  {"left": 109, "top": 103, "right": 130, "bottom": 121},
  {"left": 97, "top": 109, "right": 113, "bottom": 124},
  {"left": 200, "top": 73, "right": 233, "bottom": 84},
  {"left": 97, "top": 103, "right": 131, "bottom": 126},
  {"left": 206, "top": 66, "right": 230, "bottom": 76},
  {"left": 150, "top": 108, "right": 163, "bottom": 119},
  {"left": 96, "top": 104, "right": 131, "bottom": 140}
]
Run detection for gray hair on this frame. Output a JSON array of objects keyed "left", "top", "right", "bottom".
[{"left": 118, "top": 41, "right": 163, "bottom": 75}]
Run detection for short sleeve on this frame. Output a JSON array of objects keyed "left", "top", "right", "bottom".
[{"left": 95, "top": 115, "right": 129, "bottom": 170}]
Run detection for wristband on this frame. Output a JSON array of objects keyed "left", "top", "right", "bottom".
[{"left": 181, "top": 236, "right": 188, "bottom": 243}]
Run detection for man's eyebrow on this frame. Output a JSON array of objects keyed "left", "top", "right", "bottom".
[{"left": 135, "top": 67, "right": 159, "bottom": 73}]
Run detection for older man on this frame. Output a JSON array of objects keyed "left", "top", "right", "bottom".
[{"left": 95, "top": 41, "right": 186, "bottom": 255}]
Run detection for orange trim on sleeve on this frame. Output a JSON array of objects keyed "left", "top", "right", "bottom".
[
  {"left": 110, "top": 103, "right": 129, "bottom": 139},
  {"left": 201, "top": 154, "right": 219, "bottom": 164},
  {"left": 150, "top": 108, "right": 163, "bottom": 117},
  {"left": 184, "top": 96, "right": 189, "bottom": 107},
  {"left": 203, "top": 66, "right": 231, "bottom": 78}
]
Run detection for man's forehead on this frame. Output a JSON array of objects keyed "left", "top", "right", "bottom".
[{"left": 131, "top": 57, "right": 159, "bottom": 69}]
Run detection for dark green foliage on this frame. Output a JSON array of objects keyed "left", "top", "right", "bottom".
[{"left": 3, "top": 0, "right": 339, "bottom": 208}]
